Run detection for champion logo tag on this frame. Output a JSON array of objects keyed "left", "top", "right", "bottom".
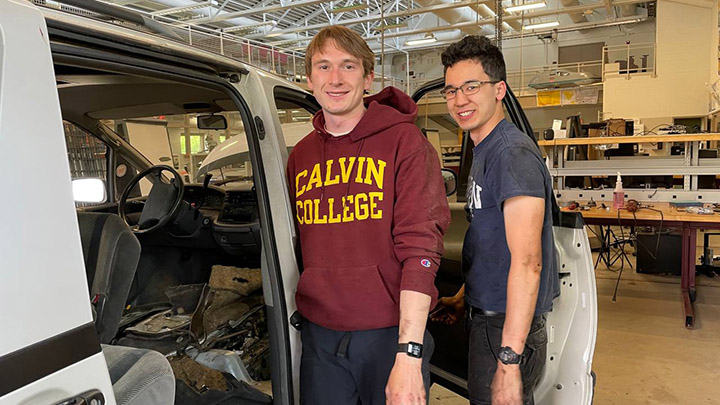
[{"left": 420, "top": 259, "right": 431, "bottom": 268}]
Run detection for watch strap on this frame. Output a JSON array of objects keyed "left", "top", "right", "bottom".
[{"left": 397, "top": 342, "right": 423, "bottom": 358}]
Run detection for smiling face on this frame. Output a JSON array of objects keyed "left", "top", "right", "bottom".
[
  {"left": 306, "top": 42, "right": 374, "bottom": 123},
  {"left": 444, "top": 59, "right": 506, "bottom": 141}
]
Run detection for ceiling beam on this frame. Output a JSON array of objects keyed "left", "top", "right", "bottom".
[
  {"left": 150, "top": 1, "right": 212, "bottom": 16},
  {"left": 246, "top": 0, "right": 480, "bottom": 38},
  {"left": 374, "top": 11, "right": 647, "bottom": 44},
  {"left": 249, "top": 0, "right": 644, "bottom": 39},
  {"left": 188, "top": 0, "right": 330, "bottom": 23}
]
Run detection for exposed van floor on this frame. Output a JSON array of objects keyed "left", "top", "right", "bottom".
[{"left": 430, "top": 254, "right": 720, "bottom": 405}]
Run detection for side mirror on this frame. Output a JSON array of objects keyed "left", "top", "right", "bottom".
[
  {"left": 72, "top": 178, "right": 107, "bottom": 203},
  {"left": 197, "top": 114, "right": 227, "bottom": 130},
  {"left": 441, "top": 168, "right": 458, "bottom": 197}
]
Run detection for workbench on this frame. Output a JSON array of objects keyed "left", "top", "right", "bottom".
[{"left": 564, "top": 203, "right": 720, "bottom": 328}]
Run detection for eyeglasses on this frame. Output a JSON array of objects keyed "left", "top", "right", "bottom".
[{"left": 440, "top": 80, "right": 500, "bottom": 100}]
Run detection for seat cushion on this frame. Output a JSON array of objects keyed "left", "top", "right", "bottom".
[
  {"left": 102, "top": 345, "right": 175, "bottom": 405},
  {"left": 78, "top": 213, "right": 141, "bottom": 343}
]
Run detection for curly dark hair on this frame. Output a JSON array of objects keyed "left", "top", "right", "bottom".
[{"left": 441, "top": 35, "right": 506, "bottom": 81}]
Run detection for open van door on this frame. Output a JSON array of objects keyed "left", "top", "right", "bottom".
[
  {"left": 411, "top": 79, "right": 597, "bottom": 404},
  {"left": 0, "top": 1, "right": 115, "bottom": 404}
]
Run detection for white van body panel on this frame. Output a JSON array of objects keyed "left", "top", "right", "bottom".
[
  {"left": 0, "top": 354, "right": 116, "bottom": 405},
  {"left": 0, "top": 0, "right": 114, "bottom": 402}
]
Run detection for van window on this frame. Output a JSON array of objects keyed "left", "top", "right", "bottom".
[
  {"left": 63, "top": 121, "right": 108, "bottom": 206},
  {"left": 194, "top": 88, "right": 316, "bottom": 186}
]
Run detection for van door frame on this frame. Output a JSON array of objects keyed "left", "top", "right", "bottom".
[{"left": 48, "top": 36, "right": 295, "bottom": 403}]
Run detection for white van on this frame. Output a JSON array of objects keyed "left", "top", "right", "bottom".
[{"left": 0, "top": 1, "right": 597, "bottom": 404}]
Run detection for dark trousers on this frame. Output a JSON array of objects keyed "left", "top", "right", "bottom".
[
  {"left": 467, "top": 309, "right": 548, "bottom": 405},
  {"left": 300, "top": 320, "right": 434, "bottom": 405}
]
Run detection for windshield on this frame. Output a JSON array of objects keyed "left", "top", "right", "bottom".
[{"left": 196, "top": 101, "right": 314, "bottom": 186}]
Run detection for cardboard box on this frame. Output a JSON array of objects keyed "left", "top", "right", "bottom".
[{"left": 606, "top": 118, "right": 626, "bottom": 136}]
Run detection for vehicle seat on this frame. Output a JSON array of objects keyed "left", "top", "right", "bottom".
[
  {"left": 102, "top": 345, "right": 175, "bottom": 405},
  {"left": 77, "top": 212, "right": 141, "bottom": 343}
]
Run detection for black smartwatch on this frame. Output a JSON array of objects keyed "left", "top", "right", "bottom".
[
  {"left": 497, "top": 346, "right": 522, "bottom": 365},
  {"left": 397, "top": 342, "right": 423, "bottom": 358}
]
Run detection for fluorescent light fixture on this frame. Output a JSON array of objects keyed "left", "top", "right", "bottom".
[
  {"left": 523, "top": 20, "right": 559, "bottom": 30},
  {"left": 375, "top": 22, "right": 409, "bottom": 31},
  {"left": 222, "top": 21, "right": 276, "bottom": 33},
  {"left": 152, "top": 1, "right": 212, "bottom": 16},
  {"left": 271, "top": 38, "right": 310, "bottom": 46},
  {"left": 481, "top": 4, "right": 496, "bottom": 17},
  {"left": 332, "top": 3, "right": 368, "bottom": 12},
  {"left": 505, "top": 1, "right": 546, "bottom": 13},
  {"left": 265, "top": 31, "right": 285, "bottom": 38},
  {"left": 405, "top": 33, "right": 438, "bottom": 46}
]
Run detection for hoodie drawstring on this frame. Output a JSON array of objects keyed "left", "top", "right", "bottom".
[
  {"left": 343, "top": 137, "right": 365, "bottom": 203},
  {"left": 320, "top": 138, "right": 327, "bottom": 201}
]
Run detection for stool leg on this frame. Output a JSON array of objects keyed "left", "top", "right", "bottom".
[{"left": 612, "top": 263, "right": 624, "bottom": 302}]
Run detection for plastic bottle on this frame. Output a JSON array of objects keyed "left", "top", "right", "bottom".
[{"left": 613, "top": 172, "right": 625, "bottom": 210}]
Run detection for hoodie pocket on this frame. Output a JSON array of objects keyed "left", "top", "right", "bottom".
[{"left": 296, "top": 265, "right": 397, "bottom": 329}]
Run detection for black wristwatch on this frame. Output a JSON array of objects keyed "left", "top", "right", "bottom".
[
  {"left": 498, "top": 346, "right": 522, "bottom": 365},
  {"left": 397, "top": 342, "right": 423, "bottom": 358}
]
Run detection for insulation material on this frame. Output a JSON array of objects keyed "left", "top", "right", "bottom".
[
  {"left": 209, "top": 266, "right": 262, "bottom": 296},
  {"left": 170, "top": 356, "right": 229, "bottom": 393}
]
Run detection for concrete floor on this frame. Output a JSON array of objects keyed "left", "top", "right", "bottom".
[{"left": 429, "top": 253, "right": 720, "bottom": 405}]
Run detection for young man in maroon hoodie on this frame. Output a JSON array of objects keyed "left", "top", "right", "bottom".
[{"left": 286, "top": 26, "right": 450, "bottom": 404}]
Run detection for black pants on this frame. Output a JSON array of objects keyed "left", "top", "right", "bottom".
[
  {"left": 467, "top": 310, "right": 548, "bottom": 405},
  {"left": 300, "top": 320, "right": 434, "bottom": 405}
]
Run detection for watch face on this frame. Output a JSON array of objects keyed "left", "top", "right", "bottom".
[
  {"left": 499, "top": 347, "right": 520, "bottom": 364},
  {"left": 408, "top": 343, "right": 422, "bottom": 357},
  {"left": 499, "top": 350, "right": 512, "bottom": 362}
]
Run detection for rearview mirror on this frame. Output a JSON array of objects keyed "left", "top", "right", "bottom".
[
  {"left": 441, "top": 168, "right": 458, "bottom": 196},
  {"left": 72, "top": 178, "right": 106, "bottom": 203},
  {"left": 197, "top": 114, "right": 227, "bottom": 130}
]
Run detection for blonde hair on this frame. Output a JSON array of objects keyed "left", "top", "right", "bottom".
[{"left": 305, "top": 26, "right": 375, "bottom": 78}]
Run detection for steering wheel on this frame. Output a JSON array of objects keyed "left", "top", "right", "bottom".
[{"left": 118, "top": 165, "right": 185, "bottom": 234}]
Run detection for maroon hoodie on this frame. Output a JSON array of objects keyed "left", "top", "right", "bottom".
[{"left": 286, "top": 87, "right": 451, "bottom": 331}]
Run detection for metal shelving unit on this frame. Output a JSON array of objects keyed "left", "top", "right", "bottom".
[{"left": 539, "top": 133, "right": 720, "bottom": 202}]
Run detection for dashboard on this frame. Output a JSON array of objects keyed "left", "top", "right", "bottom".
[{"left": 181, "top": 184, "right": 261, "bottom": 257}]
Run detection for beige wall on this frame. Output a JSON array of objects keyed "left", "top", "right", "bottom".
[
  {"left": 711, "top": 2, "right": 720, "bottom": 113},
  {"left": 603, "top": 0, "right": 717, "bottom": 121}
]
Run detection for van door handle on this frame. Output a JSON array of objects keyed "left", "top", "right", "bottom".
[{"left": 54, "top": 389, "right": 105, "bottom": 405}]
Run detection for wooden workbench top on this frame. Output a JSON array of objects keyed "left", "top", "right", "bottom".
[
  {"left": 539, "top": 133, "right": 720, "bottom": 146},
  {"left": 563, "top": 202, "right": 720, "bottom": 224}
]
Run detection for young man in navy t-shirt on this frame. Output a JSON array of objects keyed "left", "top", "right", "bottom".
[{"left": 432, "top": 36, "right": 560, "bottom": 405}]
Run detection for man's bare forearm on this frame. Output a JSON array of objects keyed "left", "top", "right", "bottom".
[
  {"left": 501, "top": 195, "right": 545, "bottom": 354},
  {"left": 502, "top": 261, "right": 541, "bottom": 354},
  {"left": 398, "top": 290, "right": 431, "bottom": 344}
]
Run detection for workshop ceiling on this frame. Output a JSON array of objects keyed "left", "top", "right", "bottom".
[{"left": 106, "top": 0, "right": 654, "bottom": 52}]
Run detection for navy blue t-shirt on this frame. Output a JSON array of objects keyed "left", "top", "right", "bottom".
[{"left": 462, "top": 119, "right": 560, "bottom": 315}]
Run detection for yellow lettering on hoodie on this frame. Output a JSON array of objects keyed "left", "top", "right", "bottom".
[
  {"left": 306, "top": 163, "right": 322, "bottom": 191},
  {"left": 296, "top": 200, "right": 304, "bottom": 224},
  {"left": 295, "top": 170, "right": 308, "bottom": 197},
  {"left": 364, "top": 158, "right": 386, "bottom": 190},
  {"left": 324, "top": 159, "right": 340, "bottom": 186},
  {"left": 303, "top": 199, "right": 313, "bottom": 224},
  {"left": 354, "top": 157, "right": 366, "bottom": 184},
  {"left": 355, "top": 193, "right": 369, "bottom": 220},
  {"left": 339, "top": 157, "right": 356, "bottom": 184},
  {"left": 342, "top": 195, "right": 355, "bottom": 222},
  {"left": 327, "top": 198, "right": 342, "bottom": 223},
  {"left": 313, "top": 199, "right": 328, "bottom": 224},
  {"left": 369, "top": 192, "right": 383, "bottom": 219}
]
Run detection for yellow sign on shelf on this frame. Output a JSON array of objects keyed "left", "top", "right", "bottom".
[{"left": 536, "top": 86, "right": 599, "bottom": 107}]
